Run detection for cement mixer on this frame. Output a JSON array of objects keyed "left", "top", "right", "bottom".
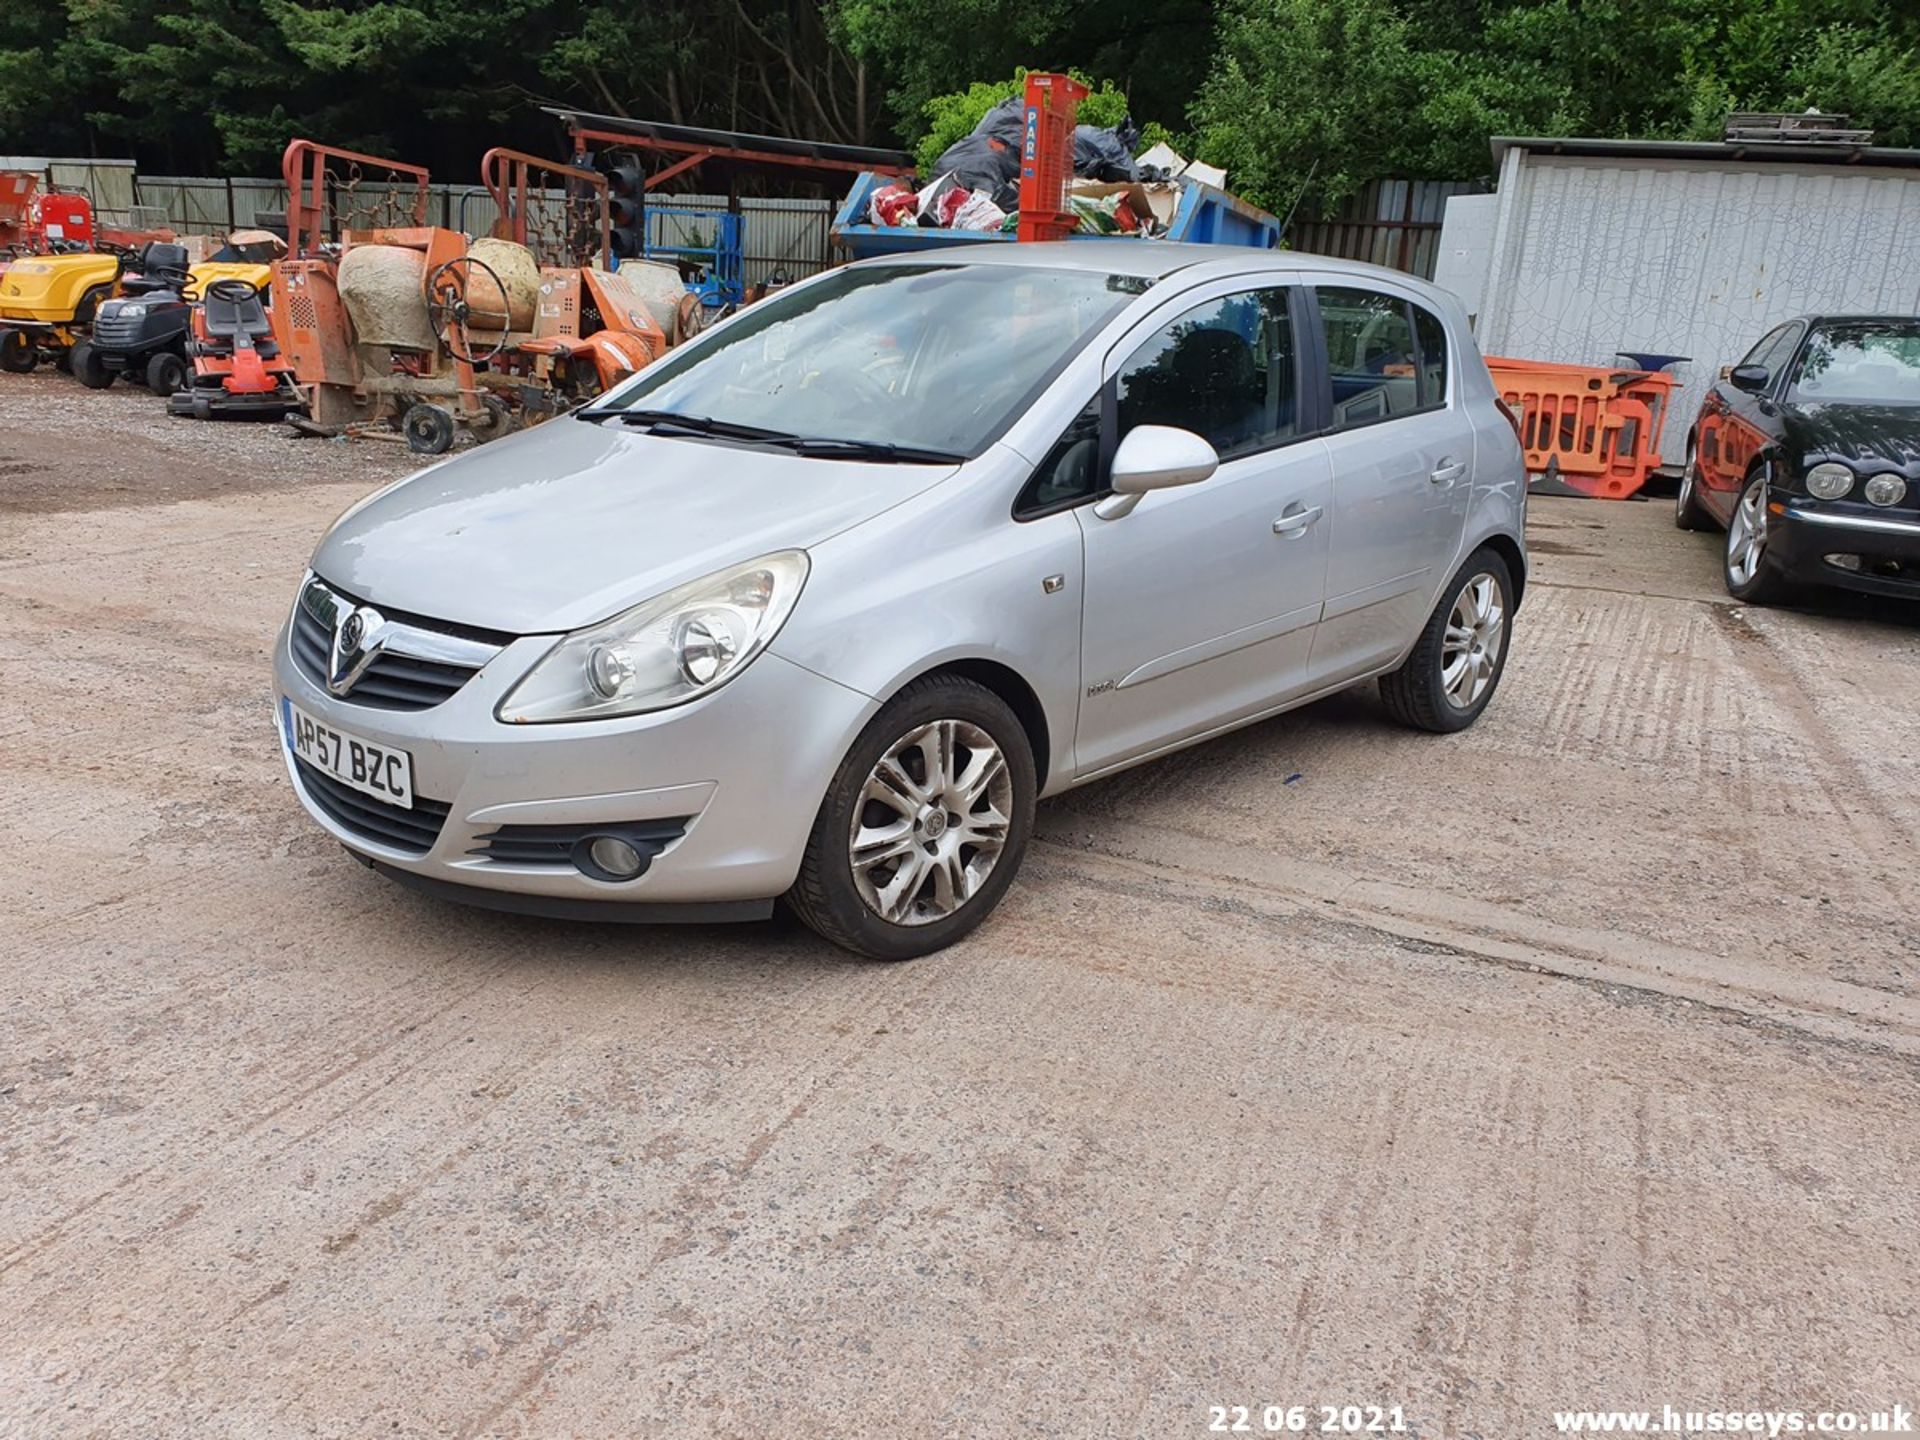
[{"left": 271, "top": 139, "right": 671, "bottom": 453}]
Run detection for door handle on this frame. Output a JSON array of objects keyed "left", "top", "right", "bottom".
[
  {"left": 1430, "top": 460, "right": 1467, "bottom": 486},
  {"left": 1272, "top": 504, "right": 1323, "bottom": 537}
]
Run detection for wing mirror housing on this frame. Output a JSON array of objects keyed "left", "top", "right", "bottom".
[
  {"left": 1094, "top": 425, "right": 1220, "bottom": 520},
  {"left": 1729, "top": 364, "right": 1770, "bottom": 393}
]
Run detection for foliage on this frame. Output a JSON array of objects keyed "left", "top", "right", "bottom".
[
  {"left": 1189, "top": 0, "right": 1920, "bottom": 212},
  {"left": 1, "top": 0, "right": 1917, "bottom": 206},
  {"left": 914, "top": 68, "right": 1129, "bottom": 175}
]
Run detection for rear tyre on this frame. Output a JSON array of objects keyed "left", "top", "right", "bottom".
[
  {"left": 145, "top": 350, "right": 189, "bottom": 395},
  {"left": 1723, "top": 466, "right": 1795, "bottom": 606},
  {"left": 1675, "top": 437, "right": 1711, "bottom": 530},
  {"left": 0, "top": 329, "right": 34, "bottom": 373},
  {"left": 70, "top": 341, "right": 113, "bottom": 389},
  {"left": 402, "top": 402, "right": 456, "bottom": 455},
  {"left": 1378, "top": 547, "right": 1515, "bottom": 734},
  {"left": 787, "top": 674, "right": 1036, "bottom": 961}
]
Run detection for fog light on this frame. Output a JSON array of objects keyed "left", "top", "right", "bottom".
[
  {"left": 1864, "top": 473, "right": 1907, "bottom": 508},
  {"left": 580, "top": 834, "right": 644, "bottom": 881},
  {"left": 1825, "top": 553, "right": 1863, "bottom": 572}
]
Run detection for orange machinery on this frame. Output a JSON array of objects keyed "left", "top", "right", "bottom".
[
  {"left": 1484, "top": 356, "right": 1677, "bottom": 500},
  {"left": 273, "top": 139, "right": 665, "bottom": 450}
]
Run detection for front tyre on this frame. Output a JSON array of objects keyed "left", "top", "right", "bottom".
[
  {"left": 70, "top": 340, "right": 112, "bottom": 389},
  {"left": 1724, "top": 465, "right": 1794, "bottom": 605},
  {"left": 787, "top": 674, "right": 1036, "bottom": 960},
  {"left": 1378, "top": 547, "right": 1515, "bottom": 733},
  {"left": 0, "top": 328, "right": 34, "bottom": 373}
]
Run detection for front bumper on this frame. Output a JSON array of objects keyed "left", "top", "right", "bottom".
[
  {"left": 272, "top": 614, "right": 878, "bottom": 912},
  {"left": 1770, "top": 502, "right": 1920, "bottom": 600}
]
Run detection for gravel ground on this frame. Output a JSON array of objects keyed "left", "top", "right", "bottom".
[
  {"left": 0, "top": 369, "right": 416, "bottom": 514},
  {"left": 1, "top": 379, "right": 1917, "bottom": 1438}
]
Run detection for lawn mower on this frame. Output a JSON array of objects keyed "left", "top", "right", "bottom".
[
  {"left": 166, "top": 276, "right": 301, "bottom": 420},
  {"left": 71, "top": 241, "right": 196, "bottom": 392},
  {"left": 0, "top": 248, "right": 123, "bottom": 373}
]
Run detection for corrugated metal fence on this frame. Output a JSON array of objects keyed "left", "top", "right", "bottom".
[
  {"left": 124, "top": 174, "right": 834, "bottom": 286},
  {"left": 1288, "top": 179, "right": 1488, "bottom": 279}
]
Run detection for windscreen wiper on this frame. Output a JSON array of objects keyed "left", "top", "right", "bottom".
[
  {"left": 763, "top": 436, "right": 966, "bottom": 464},
  {"left": 601, "top": 409, "right": 799, "bottom": 443},
  {"left": 584, "top": 408, "right": 962, "bottom": 463}
]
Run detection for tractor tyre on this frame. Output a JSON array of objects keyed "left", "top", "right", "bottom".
[
  {"left": 146, "top": 351, "right": 190, "bottom": 395},
  {"left": 402, "top": 402, "right": 456, "bottom": 456},
  {"left": 0, "top": 329, "right": 34, "bottom": 373},
  {"left": 70, "top": 341, "right": 113, "bottom": 389}
]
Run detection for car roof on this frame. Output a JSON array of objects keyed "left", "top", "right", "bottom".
[
  {"left": 849, "top": 241, "right": 1443, "bottom": 289},
  {"left": 1791, "top": 314, "right": 1920, "bottom": 326}
]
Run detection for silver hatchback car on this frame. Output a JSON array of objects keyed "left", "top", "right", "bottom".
[{"left": 275, "top": 244, "right": 1526, "bottom": 958}]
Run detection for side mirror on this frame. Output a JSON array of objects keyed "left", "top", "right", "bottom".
[
  {"left": 1094, "top": 425, "right": 1220, "bottom": 520},
  {"left": 1729, "top": 364, "right": 1770, "bottom": 393}
]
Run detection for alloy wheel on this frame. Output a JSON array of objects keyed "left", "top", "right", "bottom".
[
  {"left": 1727, "top": 477, "right": 1768, "bottom": 586},
  {"left": 848, "top": 718, "right": 1013, "bottom": 926},
  {"left": 1442, "top": 572, "right": 1505, "bottom": 709}
]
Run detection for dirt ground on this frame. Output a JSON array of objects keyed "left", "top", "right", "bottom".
[{"left": 2, "top": 381, "right": 1917, "bottom": 1439}]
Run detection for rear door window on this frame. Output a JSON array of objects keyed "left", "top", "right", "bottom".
[
  {"left": 1412, "top": 304, "right": 1449, "bottom": 407},
  {"left": 1316, "top": 287, "right": 1423, "bottom": 429}
]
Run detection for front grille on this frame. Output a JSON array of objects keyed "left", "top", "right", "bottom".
[
  {"left": 470, "top": 817, "right": 690, "bottom": 870},
  {"left": 294, "top": 757, "right": 451, "bottom": 855},
  {"left": 289, "top": 590, "right": 495, "bottom": 712},
  {"left": 90, "top": 314, "right": 145, "bottom": 347}
]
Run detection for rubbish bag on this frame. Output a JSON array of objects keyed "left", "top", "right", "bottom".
[
  {"left": 932, "top": 134, "right": 1019, "bottom": 197},
  {"left": 929, "top": 95, "right": 1028, "bottom": 197},
  {"left": 1073, "top": 117, "right": 1141, "bottom": 182}
]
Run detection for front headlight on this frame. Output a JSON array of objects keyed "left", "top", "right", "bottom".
[
  {"left": 496, "top": 550, "right": 809, "bottom": 723},
  {"left": 1804, "top": 462, "right": 1854, "bottom": 500},
  {"left": 117, "top": 303, "right": 147, "bottom": 318},
  {"left": 1864, "top": 473, "right": 1908, "bottom": 508}
]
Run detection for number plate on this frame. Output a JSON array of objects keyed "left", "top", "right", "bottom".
[{"left": 282, "top": 698, "right": 414, "bottom": 809}]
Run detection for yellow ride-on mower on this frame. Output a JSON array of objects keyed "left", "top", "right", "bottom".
[{"left": 0, "top": 249, "right": 122, "bottom": 373}]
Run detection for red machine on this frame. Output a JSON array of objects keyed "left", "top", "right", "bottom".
[
  {"left": 168, "top": 276, "right": 301, "bottom": 420},
  {"left": 1, "top": 174, "right": 95, "bottom": 257}
]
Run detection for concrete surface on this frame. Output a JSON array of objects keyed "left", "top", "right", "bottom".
[{"left": 2, "top": 384, "right": 1916, "bottom": 1438}]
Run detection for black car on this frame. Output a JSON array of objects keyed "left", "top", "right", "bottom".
[{"left": 1676, "top": 314, "right": 1920, "bottom": 603}]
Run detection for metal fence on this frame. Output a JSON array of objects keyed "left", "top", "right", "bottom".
[
  {"left": 117, "top": 173, "right": 836, "bottom": 284},
  {"left": 1288, "top": 178, "right": 1488, "bottom": 279}
]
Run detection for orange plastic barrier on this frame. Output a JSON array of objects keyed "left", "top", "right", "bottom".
[
  {"left": 1485, "top": 356, "right": 1676, "bottom": 500},
  {"left": 1015, "top": 73, "right": 1089, "bottom": 243}
]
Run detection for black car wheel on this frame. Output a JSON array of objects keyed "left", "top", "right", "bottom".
[
  {"left": 0, "top": 328, "right": 34, "bottom": 373},
  {"left": 145, "top": 351, "right": 189, "bottom": 395},
  {"left": 787, "top": 673, "right": 1036, "bottom": 961},
  {"left": 1724, "top": 465, "right": 1795, "bottom": 605},
  {"left": 70, "top": 341, "right": 113, "bottom": 389},
  {"left": 1675, "top": 436, "right": 1712, "bottom": 531},
  {"left": 1378, "top": 547, "right": 1515, "bottom": 733}
]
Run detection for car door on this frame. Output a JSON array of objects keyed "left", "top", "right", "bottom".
[
  {"left": 1698, "top": 322, "right": 1801, "bottom": 517},
  {"left": 1305, "top": 283, "right": 1474, "bottom": 687},
  {"left": 1068, "top": 281, "right": 1336, "bottom": 778}
]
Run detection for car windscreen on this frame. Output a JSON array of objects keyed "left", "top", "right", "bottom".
[
  {"left": 1788, "top": 320, "right": 1920, "bottom": 406},
  {"left": 590, "top": 263, "right": 1150, "bottom": 457}
]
